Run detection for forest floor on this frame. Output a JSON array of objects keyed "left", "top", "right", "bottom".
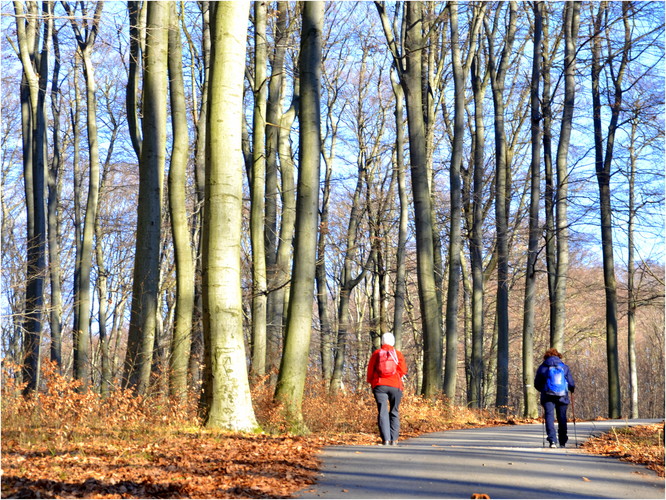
[{"left": 2, "top": 364, "right": 664, "bottom": 498}]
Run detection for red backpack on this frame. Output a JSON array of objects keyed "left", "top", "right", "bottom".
[{"left": 377, "top": 348, "right": 399, "bottom": 377}]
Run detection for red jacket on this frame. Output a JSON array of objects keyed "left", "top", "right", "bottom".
[{"left": 366, "top": 344, "right": 407, "bottom": 390}]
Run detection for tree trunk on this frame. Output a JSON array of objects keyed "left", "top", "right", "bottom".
[
  {"left": 402, "top": 1, "right": 443, "bottom": 398},
  {"left": 390, "top": 72, "right": 408, "bottom": 350},
  {"left": 265, "top": 3, "right": 290, "bottom": 373},
  {"left": 486, "top": 1, "right": 517, "bottom": 412},
  {"left": 14, "top": 0, "right": 51, "bottom": 394},
  {"left": 47, "top": 23, "right": 63, "bottom": 369},
  {"left": 126, "top": 0, "right": 144, "bottom": 158},
  {"left": 274, "top": 0, "right": 324, "bottom": 429},
  {"left": 541, "top": 6, "right": 557, "bottom": 345},
  {"left": 469, "top": 47, "right": 488, "bottom": 409},
  {"left": 250, "top": 0, "right": 268, "bottom": 381},
  {"left": 627, "top": 116, "right": 638, "bottom": 419},
  {"left": 167, "top": 1, "right": 194, "bottom": 401},
  {"left": 591, "top": 1, "right": 626, "bottom": 419},
  {"left": 443, "top": 1, "right": 464, "bottom": 400},
  {"left": 522, "top": 1, "right": 543, "bottom": 419},
  {"left": 201, "top": 0, "right": 258, "bottom": 431},
  {"left": 551, "top": 1, "right": 580, "bottom": 352},
  {"left": 317, "top": 145, "right": 334, "bottom": 384},
  {"left": 189, "top": 0, "right": 211, "bottom": 393},
  {"left": 123, "top": 0, "right": 169, "bottom": 395},
  {"left": 330, "top": 162, "right": 369, "bottom": 394},
  {"left": 63, "top": 0, "right": 105, "bottom": 392}
]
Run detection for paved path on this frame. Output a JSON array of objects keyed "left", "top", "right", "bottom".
[{"left": 297, "top": 419, "right": 664, "bottom": 499}]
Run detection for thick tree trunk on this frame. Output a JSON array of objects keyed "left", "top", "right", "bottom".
[
  {"left": 275, "top": 1, "right": 324, "bottom": 428},
  {"left": 14, "top": 0, "right": 50, "bottom": 394},
  {"left": 124, "top": 0, "right": 169, "bottom": 395},
  {"left": 201, "top": 0, "right": 258, "bottom": 431},
  {"left": 403, "top": 1, "right": 443, "bottom": 398}
]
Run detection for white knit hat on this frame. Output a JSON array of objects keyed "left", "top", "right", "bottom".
[{"left": 381, "top": 332, "right": 395, "bottom": 346}]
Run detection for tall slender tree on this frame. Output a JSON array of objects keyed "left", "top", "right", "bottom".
[
  {"left": 485, "top": 1, "right": 517, "bottom": 412},
  {"left": 62, "top": 0, "right": 104, "bottom": 392},
  {"left": 275, "top": 0, "right": 324, "bottom": 428},
  {"left": 376, "top": 0, "right": 444, "bottom": 397},
  {"left": 250, "top": 0, "right": 268, "bottom": 381},
  {"left": 47, "top": 21, "right": 63, "bottom": 369},
  {"left": 551, "top": 1, "right": 581, "bottom": 352},
  {"left": 123, "top": 0, "right": 169, "bottom": 394},
  {"left": 201, "top": 0, "right": 258, "bottom": 431},
  {"left": 522, "top": 0, "right": 543, "bottom": 419},
  {"left": 13, "top": 0, "right": 51, "bottom": 393},
  {"left": 167, "top": 1, "right": 194, "bottom": 401},
  {"left": 591, "top": 1, "right": 628, "bottom": 419}
]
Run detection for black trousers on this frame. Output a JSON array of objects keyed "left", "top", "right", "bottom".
[{"left": 373, "top": 385, "right": 402, "bottom": 442}]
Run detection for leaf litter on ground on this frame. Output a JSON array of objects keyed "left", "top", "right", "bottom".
[{"left": 2, "top": 364, "right": 664, "bottom": 498}]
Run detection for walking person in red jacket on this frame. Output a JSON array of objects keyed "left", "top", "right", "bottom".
[{"left": 366, "top": 332, "right": 408, "bottom": 445}]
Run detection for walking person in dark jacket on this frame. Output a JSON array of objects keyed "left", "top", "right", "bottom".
[{"left": 534, "top": 348, "right": 576, "bottom": 448}]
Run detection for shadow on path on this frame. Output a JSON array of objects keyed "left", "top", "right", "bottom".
[{"left": 298, "top": 419, "right": 664, "bottom": 499}]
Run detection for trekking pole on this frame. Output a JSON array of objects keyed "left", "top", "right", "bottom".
[
  {"left": 541, "top": 405, "right": 546, "bottom": 447},
  {"left": 571, "top": 392, "right": 578, "bottom": 448}
]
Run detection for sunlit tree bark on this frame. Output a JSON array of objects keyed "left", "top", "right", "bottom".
[
  {"left": 275, "top": 0, "right": 324, "bottom": 428},
  {"left": 167, "top": 1, "right": 194, "bottom": 401},
  {"left": 250, "top": 0, "right": 268, "bottom": 381},
  {"left": 201, "top": 0, "right": 258, "bottom": 431}
]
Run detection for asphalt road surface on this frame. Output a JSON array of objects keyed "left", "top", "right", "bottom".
[{"left": 297, "top": 419, "right": 664, "bottom": 499}]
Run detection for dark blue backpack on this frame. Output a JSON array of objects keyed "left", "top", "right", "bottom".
[{"left": 545, "top": 363, "right": 568, "bottom": 396}]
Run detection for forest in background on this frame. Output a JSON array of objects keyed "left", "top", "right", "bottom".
[{"left": 1, "top": 1, "right": 664, "bottom": 431}]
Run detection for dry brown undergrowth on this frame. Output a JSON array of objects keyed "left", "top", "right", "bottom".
[
  {"left": 581, "top": 421, "right": 665, "bottom": 477},
  {"left": 2, "top": 362, "right": 663, "bottom": 498}
]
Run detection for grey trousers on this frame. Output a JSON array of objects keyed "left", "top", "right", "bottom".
[{"left": 373, "top": 385, "right": 402, "bottom": 442}]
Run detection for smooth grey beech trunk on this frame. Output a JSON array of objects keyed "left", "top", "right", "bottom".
[
  {"left": 275, "top": 0, "right": 324, "bottom": 429},
  {"left": 167, "top": 1, "right": 194, "bottom": 401},
  {"left": 250, "top": 0, "right": 268, "bottom": 381},
  {"left": 201, "top": 0, "right": 258, "bottom": 432},
  {"left": 123, "top": 0, "right": 168, "bottom": 395}
]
